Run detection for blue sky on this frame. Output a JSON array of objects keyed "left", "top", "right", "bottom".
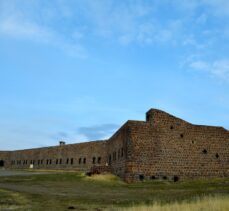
[{"left": 0, "top": 0, "right": 229, "bottom": 150}]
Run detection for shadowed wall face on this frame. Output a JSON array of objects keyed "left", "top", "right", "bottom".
[{"left": 107, "top": 124, "right": 130, "bottom": 179}]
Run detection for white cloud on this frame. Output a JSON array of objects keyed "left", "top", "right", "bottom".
[
  {"left": 0, "top": 18, "right": 52, "bottom": 41},
  {"left": 188, "top": 59, "right": 229, "bottom": 81},
  {"left": 0, "top": 1, "right": 87, "bottom": 58},
  {"left": 211, "top": 60, "right": 229, "bottom": 79},
  {"left": 0, "top": 17, "right": 87, "bottom": 58},
  {"left": 0, "top": 0, "right": 228, "bottom": 51},
  {"left": 189, "top": 60, "right": 209, "bottom": 70}
]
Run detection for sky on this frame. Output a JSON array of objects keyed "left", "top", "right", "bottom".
[{"left": 0, "top": 0, "right": 229, "bottom": 150}]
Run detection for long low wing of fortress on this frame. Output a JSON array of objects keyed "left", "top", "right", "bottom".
[{"left": 0, "top": 109, "right": 228, "bottom": 182}]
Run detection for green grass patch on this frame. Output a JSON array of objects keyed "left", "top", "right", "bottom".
[
  {"left": 0, "top": 188, "right": 29, "bottom": 210},
  {"left": 0, "top": 172, "right": 228, "bottom": 210}
]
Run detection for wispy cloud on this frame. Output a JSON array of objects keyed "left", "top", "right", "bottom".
[
  {"left": 0, "top": 1, "right": 185, "bottom": 48},
  {"left": 77, "top": 123, "right": 119, "bottom": 140},
  {"left": 168, "top": 0, "right": 229, "bottom": 17},
  {"left": 0, "top": 1, "right": 87, "bottom": 58},
  {"left": 0, "top": 18, "right": 52, "bottom": 41},
  {"left": 0, "top": 1, "right": 228, "bottom": 57},
  {"left": 188, "top": 59, "right": 229, "bottom": 81}
]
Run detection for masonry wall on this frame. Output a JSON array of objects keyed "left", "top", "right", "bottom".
[
  {"left": 107, "top": 123, "right": 130, "bottom": 179},
  {"left": 7, "top": 141, "right": 108, "bottom": 171},
  {"left": 125, "top": 109, "right": 229, "bottom": 182},
  {"left": 0, "top": 108, "right": 228, "bottom": 183}
]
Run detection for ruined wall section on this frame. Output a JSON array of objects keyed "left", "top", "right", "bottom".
[
  {"left": 9, "top": 140, "right": 108, "bottom": 171},
  {"left": 128, "top": 109, "right": 229, "bottom": 182}
]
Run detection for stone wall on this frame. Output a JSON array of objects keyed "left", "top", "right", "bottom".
[
  {"left": 0, "top": 108, "right": 228, "bottom": 183},
  {"left": 7, "top": 140, "right": 108, "bottom": 171},
  {"left": 124, "top": 109, "right": 229, "bottom": 182},
  {"left": 107, "top": 123, "right": 130, "bottom": 179}
]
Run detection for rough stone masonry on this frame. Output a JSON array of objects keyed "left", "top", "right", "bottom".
[{"left": 0, "top": 109, "right": 228, "bottom": 182}]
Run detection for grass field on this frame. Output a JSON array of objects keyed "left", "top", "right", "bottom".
[{"left": 0, "top": 171, "right": 228, "bottom": 210}]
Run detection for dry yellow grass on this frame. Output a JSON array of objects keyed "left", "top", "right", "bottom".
[
  {"left": 115, "top": 195, "right": 229, "bottom": 211},
  {"left": 84, "top": 173, "right": 122, "bottom": 182}
]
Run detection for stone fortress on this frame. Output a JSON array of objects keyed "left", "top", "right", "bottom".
[{"left": 0, "top": 109, "right": 228, "bottom": 182}]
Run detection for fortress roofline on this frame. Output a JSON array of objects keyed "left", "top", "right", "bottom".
[
  {"left": 146, "top": 108, "right": 190, "bottom": 124},
  {"left": 4, "top": 140, "right": 108, "bottom": 152},
  {"left": 146, "top": 108, "right": 229, "bottom": 131},
  {"left": 0, "top": 107, "right": 228, "bottom": 182}
]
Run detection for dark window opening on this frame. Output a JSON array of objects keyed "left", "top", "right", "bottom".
[
  {"left": 146, "top": 113, "right": 150, "bottom": 121},
  {"left": 41, "top": 160, "right": 43, "bottom": 165},
  {"left": 46, "top": 159, "right": 49, "bottom": 165},
  {"left": 118, "top": 149, "right": 120, "bottom": 159},
  {"left": 98, "top": 157, "right": 101, "bottom": 164},
  {"left": 139, "top": 175, "right": 144, "bottom": 181},
  {"left": 86, "top": 172, "right": 92, "bottom": 177},
  {"left": 79, "top": 158, "right": 81, "bottom": 164},
  {"left": 0, "top": 160, "right": 4, "bottom": 167},
  {"left": 163, "top": 176, "right": 167, "bottom": 180},
  {"left": 113, "top": 151, "right": 116, "bottom": 161},
  {"left": 170, "top": 125, "right": 174, "bottom": 130},
  {"left": 59, "top": 159, "right": 62, "bottom": 164},
  {"left": 83, "top": 158, "right": 86, "bottom": 164},
  {"left": 66, "top": 158, "right": 69, "bottom": 164},
  {"left": 56, "top": 159, "right": 58, "bottom": 164},
  {"left": 173, "top": 176, "right": 179, "bottom": 182},
  {"left": 38, "top": 160, "right": 40, "bottom": 165},
  {"left": 92, "top": 157, "right": 96, "bottom": 164},
  {"left": 180, "top": 134, "right": 184, "bottom": 138},
  {"left": 215, "top": 153, "right": 219, "bottom": 159},
  {"left": 202, "top": 149, "right": 207, "bottom": 154},
  {"left": 109, "top": 155, "right": 111, "bottom": 165},
  {"left": 71, "top": 158, "right": 74, "bottom": 165},
  {"left": 121, "top": 148, "right": 124, "bottom": 157},
  {"left": 151, "top": 176, "right": 156, "bottom": 180},
  {"left": 49, "top": 159, "right": 52, "bottom": 165}
]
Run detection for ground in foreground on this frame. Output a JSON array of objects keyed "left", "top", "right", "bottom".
[{"left": 0, "top": 170, "right": 228, "bottom": 210}]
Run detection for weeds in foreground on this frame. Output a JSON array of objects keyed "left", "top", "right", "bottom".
[{"left": 113, "top": 195, "right": 229, "bottom": 211}]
